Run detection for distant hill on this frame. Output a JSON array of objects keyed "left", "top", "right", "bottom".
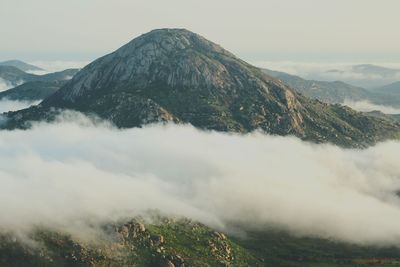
[
  {"left": 263, "top": 69, "right": 370, "bottom": 103},
  {"left": 350, "top": 64, "right": 399, "bottom": 77},
  {"left": 368, "top": 82, "right": 400, "bottom": 108},
  {"left": 2, "top": 28, "right": 400, "bottom": 148},
  {"left": 0, "top": 66, "right": 79, "bottom": 88},
  {"left": 0, "top": 66, "right": 37, "bottom": 87},
  {"left": 0, "top": 80, "right": 66, "bottom": 101},
  {"left": 39, "top": 68, "right": 79, "bottom": 82},
  {"left": 265, "top": 68, "right": 400, "bottom": 109},
  {"left": 373, "top": 81, "right": 400, "bottom": 95},
  {"left": 317, "top": 64, "right": 400, "bottom": 88},
  {"left": 0, "top": 60, "right": 44, "bottom": 72},
  {"left": 325, "top": 64, "right": 400, "bottom": 77}
]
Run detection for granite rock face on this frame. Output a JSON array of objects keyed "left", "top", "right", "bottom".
[{"left": 3, "top": 29, "right": 400, "bottom": 147}]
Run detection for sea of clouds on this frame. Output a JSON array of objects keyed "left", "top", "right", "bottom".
[
  {"left": 0, "top": 113, "right": 400, "bottom": 246},
  {"left": 0, "top": 99, "right": 40, "bottom": 113}
]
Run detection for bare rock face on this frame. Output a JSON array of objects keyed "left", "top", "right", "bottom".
[
  {"left": 3, "top": 28, "right": 400, "bottom": 147},
  {"left": 36, "top": 28, "right": 308, "bottom": 136},
  {"left": 51, "top": 29, "right": 235, "bottom": 101}
]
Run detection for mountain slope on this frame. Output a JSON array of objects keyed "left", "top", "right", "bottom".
[
  {"left": 2, "top": 217, "right": 400, "bottom": 267},
  {"left": 0, "top": 66, "right": 37, "bottom": 87},
  {"left": 351, "top": 64, "right": 400, "bottom": 77},
  {"left": 373, "top": 81, "right": 400, "bottom": 95},
  {"left": 265, "top": 69, "right": 400, "bottom": 109},
  {"left": 369, "top": 81, "right": 400, "bottom": 108},
  {"left": 0, "top": 66, "right": 79, "bottom": 88},
  {"left": 0, "top": 81, "right": 65, "bottom": 101},
  {"left": 321, "top": 64, "right": 400, "bottom": 88},
  {"left": 0, "top": 60, "right": 43, "bottom": 72},
  {"left": 39, "top": 68, "right": 79, "bottom": 82},
  {"left": 3, "top": 29, "right": 400, "bottom": 147}
]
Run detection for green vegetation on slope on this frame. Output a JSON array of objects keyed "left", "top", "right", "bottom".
[
  {"left": 1, "top": 217, "right": 400, "bottom": 267},
  {"left": 0, "top": 81, "right": 65, "bottom": 101}
]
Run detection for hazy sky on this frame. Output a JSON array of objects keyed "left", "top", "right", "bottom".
[{"left": 0, "top": 0, "right": 399, "bottom": 62}]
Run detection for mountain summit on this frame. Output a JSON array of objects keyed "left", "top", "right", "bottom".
[
  {"left": 40, "top": 28, "right": 305, "bottom": 134},
  {"left": 3, "top": 29, "right": 400, "bottom": 147}
]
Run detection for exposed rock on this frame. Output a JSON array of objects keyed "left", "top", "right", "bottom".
[{"left": 138, "top": 223, "right": 146, "bottom": 232}]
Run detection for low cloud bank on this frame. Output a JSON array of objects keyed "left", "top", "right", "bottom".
[
  {"left": 344, "top": 100, "right": 400, "bottom": 114},
  {"left": 0, "top": 78, "right": 16, "bottom": 92},
  {"left": 1, "top": 113, "right": 400, "bottom": 245},
  {"left": 0, "top": 99, "right": 40, "bottom": 113}
]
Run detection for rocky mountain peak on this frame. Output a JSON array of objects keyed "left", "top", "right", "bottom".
[
  {"left": 117, "top": 28, "right": 232, "bottom": 57},
  {"left": 4, "top": 29, "right": 400, "bottom": 147},
  {"left": 46, "top": 28, "right": 241, "bottom": 102}
]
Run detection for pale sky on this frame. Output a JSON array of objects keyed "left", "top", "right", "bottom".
[{"left": 0, "top": 0, "right": 399, "bottom": 62}]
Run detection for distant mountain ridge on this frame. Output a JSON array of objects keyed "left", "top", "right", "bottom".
[
  {"left": 263, "top": 69, "right": 371, "bottom": 103},
  {"left": 265, "top": 68, "right": 400, "bottom": 109},
  {"left": 333, "top": 64, "right": 400, "bottom": 77},
  {"left": 316, "top": 64, "right": 400, "bottom": 88},
  {"left": 373, "top": 81, "right": 400, "bottom": 95},
  {"left": 0, "top": 60, "right": 43, "bottom": 72},
  {"left": 2, "top": 29, "right": 400, "bottom": 147},
  {"left": 0, "top": 81, "right": 66, "bottom": 101},
  {"left": 0, "top": 66, "right": 79, "bottom": 88}
]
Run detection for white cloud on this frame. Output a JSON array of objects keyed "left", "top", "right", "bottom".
[
  {"left": 344, "top": 100, "right": 400, "bottom": 114},
  {"left": 0, "top": 99, "right": 40, "bottom": 113},
  {"left": 27, "top": 60, "right": 89, "bottom": 73},
  {"left": 0, "top": 78, "right": 15, "bottom": 92},
  {"left": 1, "top": 114, "right": 400, "bottom": 245}
]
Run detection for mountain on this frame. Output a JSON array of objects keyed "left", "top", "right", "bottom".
[
  {"left": 373, "top": 81, "right": 400, "bottom": 95},
  {"left": 0, "top": 81, "right": 65, "bottom": 101},
  {"left": 39, "top": 68, "right": 79, "bottom": 82},
  {"left": 0, "top": 66, "right": 37, "bottom": 87},
  {"left": 367, "top": 83, "right": 400, "bottom": 108},
  {"left": 265, "top": 69, "right": 400, "bottom": 109},
  {"left": 263, "top": 69, "right": 371, "bottom": 103},
  {"left": 2, "top": 29, "right": 400, "bottom": 147},
  {"left": 0, "top": 66, "right": 79, "bottom": 88},
  {"left": 320, "top": 64, "right": 400, "bottom": 88},
  {"left": 351, "top": 64, "right": 400, "bottom": 77},
  {"left": 0, "top": 60, "right": 43, "bottom": 72}
]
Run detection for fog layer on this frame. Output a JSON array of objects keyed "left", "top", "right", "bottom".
[
  {"left": 344, "top": 100, "right": 400, "bottom": 114},
  {"left": 1, "top": 113, "right": 400, "bottom": 245},
  {"left": 0, "top": 99, "right": 40, "bottom": 113},
  {"left": 0, "top": 78, "right": 16, "bottom": 92}
]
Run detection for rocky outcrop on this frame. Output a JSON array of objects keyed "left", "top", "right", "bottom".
[{"left": 0, "top": 218, "right": 263, "bottom": 267}]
